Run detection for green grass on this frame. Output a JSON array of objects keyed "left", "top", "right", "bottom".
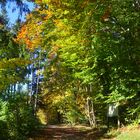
[
  {"left": 116, "top": 130, "right": 140, "bottom": 140},
  {"left": 102, "top": 125, "right": 140, "bottom": 140}
]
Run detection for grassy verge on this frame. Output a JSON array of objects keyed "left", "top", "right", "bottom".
[
  {"left": 102, "top": 125, "right": 140, "bottom": 140},
  {"left": 116, "top": 129, "right": 140, "bottom": 140}
]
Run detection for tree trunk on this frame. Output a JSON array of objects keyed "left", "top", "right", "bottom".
[{"left": 86, "top": 97, "right": 96, "bottom": 128}]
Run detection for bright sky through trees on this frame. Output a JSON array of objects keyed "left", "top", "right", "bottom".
[{"left": 0, "top": 1, "right": 34, "bottom": 26}]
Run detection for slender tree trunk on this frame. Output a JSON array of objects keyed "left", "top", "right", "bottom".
[
  {"left": 86, "top": 97, "right": 96, "bottom": 128},
  {"left": 34, "top": 51, "right": 41, "bottom": 114},
  {"left": 34, "top": 74, "right": 39, "bottom": 113}
]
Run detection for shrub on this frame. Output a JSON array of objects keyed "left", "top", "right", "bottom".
[{"left": 0, "top": 94, "right": 40, "bottom": 140}]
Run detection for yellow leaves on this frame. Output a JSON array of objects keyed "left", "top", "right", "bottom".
[
  {"left": 16, "top": 7, "right": 54, "bottom": 51},
  {"left": 0, "top": 58, "right": 30, "bottom": 89},
  {"left": 52, "top": 91, "right": 71, "bottom": 105},
  {"left": 35, "top": 0, "right": 43, "bottom": 4},
  {"left": 37, "top": 109, "right": 47, "bottom": 124},
  {"left": 0, "top": 58, "right": 30, "bottom": 69},
  {"left": 40, "top": 9, "right": 53, "bottom": 20},
  {"left": 16, "top": 20, "right": 42, "bottom": 50},
  {"left": 52, "top": 95, "right": 65, "bottom": 104},
  {"left": 0, "top": 24, "right": 4, "bottom": 29},
  {"left": 54, "top": 19, "right": 66, "bottom": 29},
  {"left": 36, "top": 69, "right": 43, "bottom": 75},
  {"left": 35, "top": 0, "right": 49, "bottom": 4},
  {"left": 50, "top": 66, "right": 56, "bottom": 72},
  {"left": 26, "top": 13, "right": 33, "bottom": 20}
]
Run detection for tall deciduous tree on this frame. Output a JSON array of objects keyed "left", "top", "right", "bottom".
[{"left": 16, "top": 0, "right": 140, "bottom": 125}]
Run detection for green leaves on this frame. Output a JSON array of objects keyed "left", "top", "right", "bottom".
[
  {"left": 0, "top": 99, "right": 7, "bottom": 121},
  {"left": 12, "top": 0, "right": 140, "bottom": 125}
]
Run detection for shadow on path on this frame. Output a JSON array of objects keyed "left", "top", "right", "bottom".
[{"left": 29, "top": 125, "right": 108, "bottom": 140}]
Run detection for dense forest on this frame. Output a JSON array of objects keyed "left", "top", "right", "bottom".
[{"left": 0, "top": 0, "right": 140, "bottom": 139}]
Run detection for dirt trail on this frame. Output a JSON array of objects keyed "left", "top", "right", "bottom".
[{"left": 29, "top": 125, "right": 107, "bottom": 140}]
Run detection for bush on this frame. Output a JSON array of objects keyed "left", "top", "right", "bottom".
[
  {"left": 0, "top": 99, "right": 9, "bottom": 139},
  {"left": 0, "top": 94, "right": 40, "bottom": 140}
]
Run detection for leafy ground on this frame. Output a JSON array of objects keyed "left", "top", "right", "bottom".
[
  {"left": 29, "top": 125, "right": 140, "bottom": 140},
  {"left": 29, "top": 125, "right": 107, "bottom": 140}
]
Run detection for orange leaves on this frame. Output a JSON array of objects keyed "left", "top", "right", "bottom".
[
  {"left": 25, "top": 38, "right": 32, "bottom": 48},
  {"left": 34, "top": 0, "right": 43, "bottom": 4},
  {"left": 16, "top": 25, "right": 27, "bottom": 41},
  {"left": 16, "top": 17, "right": 42, "bottom": 50},
  {"left": 16, "top": 24, "right": 34, "bottom": 50},
  {"left": 101, "top": 9, "right": 110, "bottom": 22},
  {"left": 16, "top": 7, "right": 54, "bottom": 51}
]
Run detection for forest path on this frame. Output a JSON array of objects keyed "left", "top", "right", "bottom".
[{"left": 29, "top": 125, "right": 108, "bottom": 140}]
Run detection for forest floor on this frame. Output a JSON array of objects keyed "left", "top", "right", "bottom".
[
  {"left": 29, "top": 124, "right": 140, "bottom": 140},
  {"left": 29, "top": 124, "right": 110, "bottom": 140}
]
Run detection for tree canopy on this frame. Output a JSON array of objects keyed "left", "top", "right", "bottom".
[{"left": 0, "top": 0, "right": 140, "bottom": 139}]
